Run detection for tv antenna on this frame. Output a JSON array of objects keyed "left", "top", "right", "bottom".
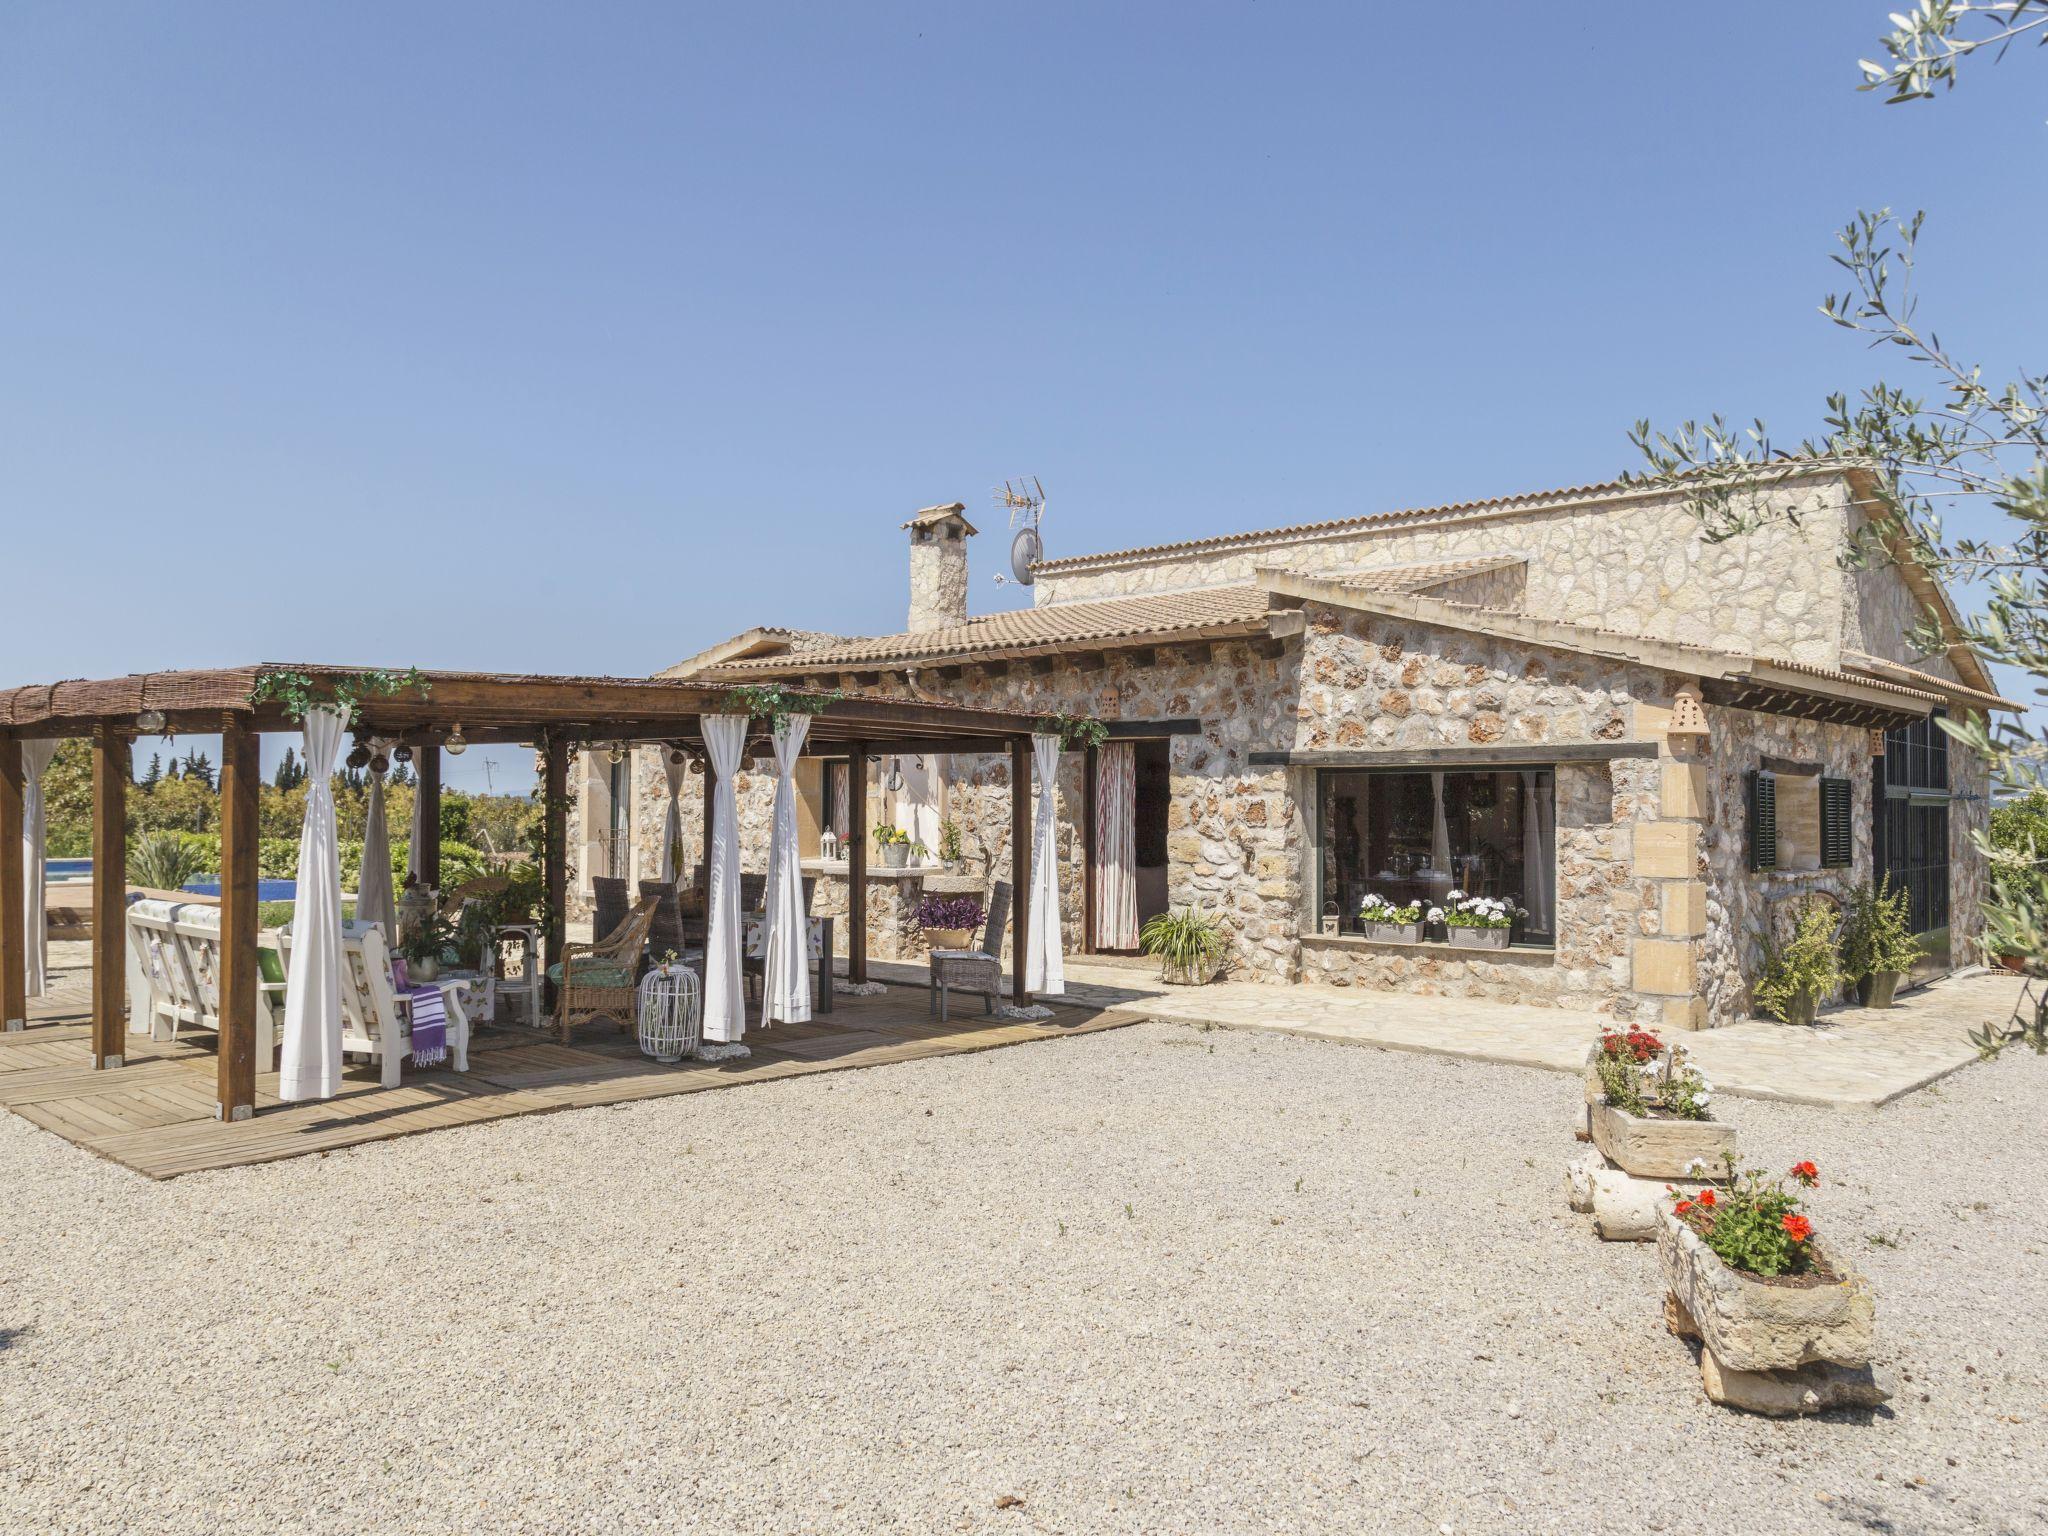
[
  {"left": 991, "top": 477, "right": 1046, "bottom": 586},
  {"left": 481, "top": 757, "right": 498, "bottom": 794}
]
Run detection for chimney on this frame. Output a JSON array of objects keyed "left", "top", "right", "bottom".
[{"left": 901, "top": 502, "right": 977, "bottom": 632}]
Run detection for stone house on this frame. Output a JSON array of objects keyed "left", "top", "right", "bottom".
[{"left": 572, "top": 467, "right": 2011, "bottom": 1028}]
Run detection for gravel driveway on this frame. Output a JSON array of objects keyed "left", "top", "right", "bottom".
[{"left": 2, "top": 1018, "right": 2044, "bottom": 1535}]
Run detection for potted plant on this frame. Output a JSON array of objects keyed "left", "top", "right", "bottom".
[
  {"left": 1659, "top": 1156, "right": 1876, "bottom": 1377},
  {"left": 400, "top": 912, "right": 458, "bottom": 983},
  {"left": 1837, "top": 877, "right": 1919, "bottom": 1008},
  {"left": 913, "top": 891, "right": 984, "bottom": 952},
  {"left": 1441, "top": 889, "right": 1519, "bottom": 950},
  {"left": 1586, "top": 1029, "right": 1735, "bottom": 1177},
  {"left": 873, "top": 824, "right": 912, "bottom": 869},
  {"left": 938, "top": 819, "right": 965, "bottom": 873},
  {"left": 909, "top": 839, "right": 931, "bottom": 868},
  {"left": 1357, "top": 893, "right": 1423, "bottom": 943},
  {"left": 1752, "top": 903, "right": 1843, "bottom": 1026},
  {"left": 1141, "top": 906, "right": 1224, "bottom": 985}
]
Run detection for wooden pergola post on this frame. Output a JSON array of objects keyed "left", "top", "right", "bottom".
[
  {"left": 1010, "top": 735, "right": 1031, "bottom": 1006},
  {"left": 542, "top": 734, "right": 566, "bottom": 1013},
  {"left": 0, "top": 737, "right": 24, "bottom": 1033},
  {"left": 215, "top": 717, "right": 259, "bottom": 1120},
  {"left": 90, "top": 723, "right": 127, "bottom": 1069},
  {"left": 845, "top": 741, "right": 867, "bottom": 984},
  {"left": 417, "top": 743, "right": 442, "bottom": 890},
  {"left": 1082, "top": 742, "right": 1098, "bottom": 956}
]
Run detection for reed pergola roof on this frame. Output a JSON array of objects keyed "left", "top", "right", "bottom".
[{"left": 0, "top": 664, "right": 1049, "bottom": 752}]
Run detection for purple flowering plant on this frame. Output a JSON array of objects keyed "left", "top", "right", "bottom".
[{"left": 912, "top": 893, "right": 985, "bottom": 933}]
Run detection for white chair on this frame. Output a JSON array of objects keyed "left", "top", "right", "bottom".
[{"left": 280, "top": 921, "right": 471, "bottom": 1089}]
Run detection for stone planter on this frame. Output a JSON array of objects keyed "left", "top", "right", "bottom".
[
  {"left": 1779, "top": 986, "right": 1820, "bottom": 1026},
  {"left": 1362, "top": 921, "right": 1421, "bottom": 944},
  {"left": 1447, "top": 925, "right": 1511, "bottom": 950},
  {"left": 408, "top": 954, "right": 441, "bottom": 983},
  {"left": 1160, "top": 955, "right": 1222, "bottom": 986},
  {"left": 1657, "top": 1212, "right": 1875, "bottom": 1374},
  {"left": 923, "top": 926, "right": 973, "bottom": 951},
  {"left": 1589, "top": 1100, "right": 1736, "bottom": 1180},
  {"left": 879, "top": 843, "right": 910, "bottom": 869},
  {"left": 1855, "top": 970, "right": 1902, "bottom": 1008}
]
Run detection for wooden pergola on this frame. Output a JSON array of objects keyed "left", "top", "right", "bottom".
[{"left": 0, "top": 665, "right": 1054, "bottom": 1123}]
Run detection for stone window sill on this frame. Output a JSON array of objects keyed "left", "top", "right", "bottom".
[{"left": 1299, "top": 932, "right": 1557, "bottom": 963}]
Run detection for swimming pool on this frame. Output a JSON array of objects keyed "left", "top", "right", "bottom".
[
  {"left": 181, "top": 880, "right": 298, "bottom": 902},
  {"left": 45, "top": 858, "right": 92, "bottom": 880}
]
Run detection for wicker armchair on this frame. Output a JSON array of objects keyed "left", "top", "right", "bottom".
[
  {"left": 927, "top": 880, "right": 1010, "bottom": 1024},
  {"left": 552, "top": 896, "right": 659, "bottom": 1044}
]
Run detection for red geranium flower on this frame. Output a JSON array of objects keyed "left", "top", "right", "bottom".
[
  {"left": 1781, "top": 1213, "right": 1813, "bottom": 1243},
  {"left": 1696, "top": 1188, "right": 1717, "bottom": 1209},
  {"left": 1790, "top": 1161, "right": 1819, "bottom": 1186},
  {"left": 1673, "top": 1199, "right": 1694, "bottom": 1216}
]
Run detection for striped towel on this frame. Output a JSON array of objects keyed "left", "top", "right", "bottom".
[{"left": 405, "top": 985, "right": 448, "bottom": 1066}]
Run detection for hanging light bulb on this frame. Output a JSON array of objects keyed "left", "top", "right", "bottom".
[
  {"left": 136, "top": 707, "right": 166, "bottom": 734},
  {"left": 446, "top": 723, "right": 467, "bottom": 756},
  {"left": 607, "top": 741, "right": 625, "bottom": 765},
  {"left": 346, "top": 743, "right": 372, "bottom": 771},
  {"left": 369, "top": 753, "right": 390, "bottom": 776},
  {"left": 394, "top": 744, "right": 414, "bottom": 764},
  {"left": 688, "top": 757, "right": 704, "bottom": 775},
  {"left": 668, "top": 748, "right": 686, "bottom": 767}
]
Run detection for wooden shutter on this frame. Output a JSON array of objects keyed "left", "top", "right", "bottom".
[
  {"left": 1819, "top": 776, "right": 1853, "bottom": 868},
  {"left": 1748, "top": 770, "right": 1777, "bottom": 871}
]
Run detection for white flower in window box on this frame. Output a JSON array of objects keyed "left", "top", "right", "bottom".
[
  {"left": 1357, "top": 892, "right": 1423, "bottom": 944},
  {"left": 1444, "top": 894, "right": 1521, "bottom": 950}
]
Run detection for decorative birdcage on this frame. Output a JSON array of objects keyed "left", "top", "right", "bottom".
[{"left": 637, "top": 963, "right": 701, "bottom": 1063}]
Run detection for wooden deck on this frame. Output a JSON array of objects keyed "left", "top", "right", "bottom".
[{"left": 1, "top": 972, "right": 1134, "bottom": 1179}]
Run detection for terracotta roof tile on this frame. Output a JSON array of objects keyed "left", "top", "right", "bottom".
[{"left": 701, "top": 586, "right": 1274, "bottom": 677}]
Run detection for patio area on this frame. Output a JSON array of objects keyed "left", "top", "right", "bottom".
[{"left": 0, "top": 966, "right": 1134, "bottom": 1179}]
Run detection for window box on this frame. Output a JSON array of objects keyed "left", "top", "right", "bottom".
[
  {"left": 1361, "top": 920, "right": 1421, "bottom": 944},
  {"left": 1447, "top": 927, "right": 1511, "bottom": 951}
]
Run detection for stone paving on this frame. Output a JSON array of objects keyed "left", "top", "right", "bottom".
[{"left": 869, "top": 955, "right": 2027, "bottom": 1109}]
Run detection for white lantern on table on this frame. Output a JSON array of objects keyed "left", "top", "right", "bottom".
[{"left": 637, "top": 962, "right": 701, "bottom": 1063}]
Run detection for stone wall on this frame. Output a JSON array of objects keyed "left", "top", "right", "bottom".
[
  {"left": 1035, "top": 474, "right": 1852, "bottom": 668},
  {"left": 1288, "top": 600, "right": 1672, "bottom": 1016}
]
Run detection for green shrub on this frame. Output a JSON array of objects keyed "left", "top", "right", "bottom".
[
  {"left": 1140, "top": 906, "right": 1224, "bottom": 981},
  {"left": 1753, "top": 903, "right": 1843, "bottom": 1023},
  {"left": 1838, "top": 877, "right": 1920, "bottom": 980},
  {"left": 130, "top": 831, "right": 215, "bottom": 892}
]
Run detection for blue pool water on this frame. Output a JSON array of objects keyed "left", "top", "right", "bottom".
[
  {"left": 45, "top": 858, "right": 92, "bottom": 880},
  {"left": 181, "top": 879, "right": 298, "bottom": 901}
]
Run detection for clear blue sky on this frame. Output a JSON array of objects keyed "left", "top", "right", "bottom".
[{"left": 4, "top": 2, "right": 2041, "bottom": 790}]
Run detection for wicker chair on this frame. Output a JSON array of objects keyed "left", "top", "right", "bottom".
[
  {"left": 591, "top": 877, "right": 629, "bottom": 950},
  {"left": 638, "top": 880, "right": 686, "bottom": 968},
  {"left": 927, "top": 880, "right": 1010, "bottom": 1024},
  {"left": 552, "top": 896, "right": 659, "bottom": 1044}
]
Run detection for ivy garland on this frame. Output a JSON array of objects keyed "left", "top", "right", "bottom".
[
  {"left": 1036, "top": 711, "right": 1110, "bottom": 751},
  {"left": 718, "top": 682, "right": 844, "bottom": 732},
  {"left": 249, "top": 666, "right": 432, "bottom": 722}
]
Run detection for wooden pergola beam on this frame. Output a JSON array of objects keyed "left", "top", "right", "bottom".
[
  {"left": 845, "top": 738, "right": 867, "bottom": 986},
  {"left": 417, "top": 743, "right": 442, "bottom": 891},
  {"left": 542, "top": 735, "right": 567, "bottom": 1015}
]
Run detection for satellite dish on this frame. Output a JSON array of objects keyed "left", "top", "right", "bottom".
[{"left": 1010, "top": 526, "right": 1042, "bottom": 585}]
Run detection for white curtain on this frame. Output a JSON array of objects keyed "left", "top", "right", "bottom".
[
  {"left": 1024, "top": 733, "right": 1065, "bottom": 995},
  {"left": 659, "top": 752, "right": 687, "bottom": 883},
  {"left": 20, "top": 740, "right": 58, "bottom": 998},
  {"left": 701, "top": 715, "right": 748, "bottom": 1043},
  {"left": 761, "top": 715, "right": 813, "bottom": 1026},
  {"left": 1430, "top": 770, "right": 1453, "bottom": 895},
  {"left": 280, "top": 706, "right": 349, "bottom": 1103},
  {"left": 356, "top": 750, "right": 397, "bottom": 938},
  {"left": 830, "top": 761, "right": 850, "bottom": 839},
  {"left": 1093, "top": 741, "right": 1139, "bottom": 950},
  {"left": 1522, "top": 769, "right": 1555, "bottom": 935}
]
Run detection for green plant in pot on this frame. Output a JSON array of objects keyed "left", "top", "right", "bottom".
[
  {"left": 873, "top": 824, "right": 911, "bottom": 869},
  {"left": 1752, "top": 903, "right": 1844, "bottom": 1026},
  {"left": 1141, "top": 906, "right": 1224, "bottom": 985},
  {"left": 1837, "top": 876, "right": 1920, "bottom": 1008},
  {"left": 401, "top": 912, "right": 458, "bottom": 983}
]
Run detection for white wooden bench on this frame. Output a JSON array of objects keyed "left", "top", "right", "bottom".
[{"left": 126, "top": 900, "right": 288, "bottom": 1058}]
